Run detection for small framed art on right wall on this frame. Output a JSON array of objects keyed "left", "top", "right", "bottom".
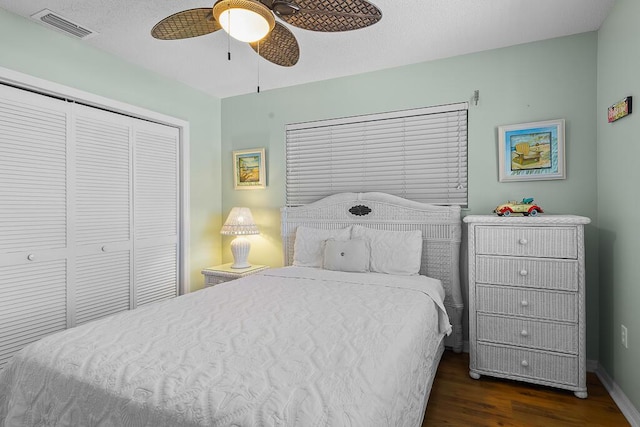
[{"left": 498, "top": 118, "right": 565, "bottom": 182}]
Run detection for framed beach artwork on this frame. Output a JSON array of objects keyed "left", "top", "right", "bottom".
[
  {"left": 498, "top": 119, "right": 565, "bottom": 182},
  {"left": 233, "top": 148, "right": 266, "bottom": 190}
]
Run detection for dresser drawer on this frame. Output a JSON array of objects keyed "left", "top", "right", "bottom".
[
  {"left": 477, "top": 313, "right": 578, "bottom": 354},
  {"left": 475, "top": 226, "right": 577, "bottom": 259},
  {"left": 476, "top": 343, "right": 578, "bottom": 386},
  {"left": 476, "top": 285, "right": 577, "bottom": 322},
  {"left": 476, "top": 255, "right": 578, "bottom": 291}
]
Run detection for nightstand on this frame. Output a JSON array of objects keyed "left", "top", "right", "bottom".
[{"left": 201, "top": 263, "right": 269, "bottom": 287}]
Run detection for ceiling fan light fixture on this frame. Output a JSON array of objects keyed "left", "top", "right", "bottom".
[{"left": 213, "top": 0, "right": 275, "bottom": 43}]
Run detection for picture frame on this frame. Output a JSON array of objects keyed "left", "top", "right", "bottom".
[
  {"left": 233, "top": 148, "right": 266, "bottom": 190},
  {"left": 498, "top": 119, "right": 565, "bottom": 182},
  {"left": 608, "top": 96, "right": 632, "bottom": 123}
]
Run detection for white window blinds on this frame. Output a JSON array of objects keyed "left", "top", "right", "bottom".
[{"left": 285, "top": 102, "right": 468, "bottom": 206}]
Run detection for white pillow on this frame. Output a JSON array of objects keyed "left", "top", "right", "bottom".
[
  {"left": 293, "top": 226, "right": 351, "bottom": 268},
  {"left": 351, "top": 225, "right": 423, "bottom": 275},
  {"left": 322, "top": 239, "right": 370, "bottom": 273}
]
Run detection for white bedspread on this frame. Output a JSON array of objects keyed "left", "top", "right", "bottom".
[{"left": 0, "top": 267, "right": 450, "bottom": 427}]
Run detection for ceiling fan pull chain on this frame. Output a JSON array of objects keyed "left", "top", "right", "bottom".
[
  {"left": 227, "top": 8, "right": 231, "bottom": 61},
  {"left": 257, "top": 42, "right": 260, "bottom": 93}
]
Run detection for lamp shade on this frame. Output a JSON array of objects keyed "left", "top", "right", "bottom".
[
  {"left": 213, "top": 0, "right": 275, "bottom": 43},
  {"left": 220, "top": 207, "right": 259, "bottom": 236}
]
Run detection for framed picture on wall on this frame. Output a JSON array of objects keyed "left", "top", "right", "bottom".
[
  {"left": 498, "top": 119, "right": 566, "bottom": 182},
  {"left": 233, "top": 148, "right": 266, "bottom": 190}
]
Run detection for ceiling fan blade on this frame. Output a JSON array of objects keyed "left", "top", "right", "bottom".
[
  {"left": 151, "top": 8, "right": 221, "bottom": 40},
  {"left": 276, "top": 0, "right": 381, "bottom": 32},
  {"left": 250, "top": 22, "right": 299, "bottom": 67}
]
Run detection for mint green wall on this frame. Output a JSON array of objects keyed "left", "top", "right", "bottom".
[
  {"left": 0, "top": 9, "right": 223, "bottom": 290},
  {"left": 597, "top": 0, "right": 640, "bottom": 410},
  {"left": 222, "top": 33, "right": 599, "bottom": 358}
]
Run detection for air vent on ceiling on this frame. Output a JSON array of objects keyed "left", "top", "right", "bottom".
[{"left": 30, "top": 9, "right": 97, "bottom": 40}]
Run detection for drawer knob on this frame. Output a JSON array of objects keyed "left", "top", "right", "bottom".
[
  {"left": 521, "top": 360, "right": 529, "bottom": 367},
  {"left": 520, "top": 300, "right": 529, "bottom": 307},
  {"left": 519, "top": 269, "right": 528, "bottom": 276},
  {"left": 27, "top": 254, "right": 35, "bottom": 261},
  {"left": 101, "top": 245, "right": 107, "bottom": 252},
  {"left": 519, "top": 238, "right": 528, "bottom": 245},
  {"left": 521, "top": 330, "right": 529, "bottom": 337}
]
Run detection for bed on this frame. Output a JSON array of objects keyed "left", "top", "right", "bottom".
[{"left": 0, "top": 192, "right": 462, "bottom": 426}]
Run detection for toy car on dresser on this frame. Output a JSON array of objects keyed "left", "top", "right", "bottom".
[{"left": 494, "top": 198, "right": 544, "bottom": 216}]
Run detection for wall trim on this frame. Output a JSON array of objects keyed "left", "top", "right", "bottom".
[
  {"left": 595, "top": 363, "right": 640, "bottom": 427},
  {"left": 0, "top": 65, "right": 191, "bottom": 294}
]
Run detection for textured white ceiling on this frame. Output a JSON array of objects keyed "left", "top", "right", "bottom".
[{"left": 0, "top": 0, "right": 615, "bottom": 98}]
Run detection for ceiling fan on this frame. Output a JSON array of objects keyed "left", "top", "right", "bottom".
[{"left": 151, "top": 0, "right": 382, "bottom": 67}]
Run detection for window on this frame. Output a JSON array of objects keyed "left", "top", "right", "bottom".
[{"left": 285, "top": 102, "right": 468, "bottom": 206}]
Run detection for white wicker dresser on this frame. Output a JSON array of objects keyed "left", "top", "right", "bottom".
[{"left": 463, "top": 215, "right": 591, "bottom": 398}]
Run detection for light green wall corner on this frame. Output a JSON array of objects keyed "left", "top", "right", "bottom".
[
  {"left": 597, "top": 0, "right": 640, "bottom": 411},
  {"left": 222, "top": 33, "right": 599, "bottom": 358},
  {"left": 0, "top": 8, "right": 223, "bottom": 291}
]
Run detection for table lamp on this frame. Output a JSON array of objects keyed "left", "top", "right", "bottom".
[{"left": 220, "top": 207, "right": 259, "bottom": 269}]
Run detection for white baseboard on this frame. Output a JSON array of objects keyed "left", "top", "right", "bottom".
[{"left": 595, "top": 363, "right": 640, "bottom": 427}]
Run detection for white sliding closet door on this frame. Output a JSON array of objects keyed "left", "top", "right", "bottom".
[
  {"left": 0, "top": 83, "right": 182, "bottom": 369},
  {"left": 0, "top": 85, "right": 70, "bottom": 369},
  {"left": 134, "top": 122, "right": 179, "bottom": 307},
  {"left": 72, "top": 104, "right": 133, "bottom": 325}
]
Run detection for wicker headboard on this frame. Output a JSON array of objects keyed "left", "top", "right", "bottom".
[{"left": 281, "top": 192, "right": 463, "bottom": 352}]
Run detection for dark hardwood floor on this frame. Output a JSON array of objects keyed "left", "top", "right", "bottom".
[{"left": 423, "top": 351, "right": 629, "bottom": 426}]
